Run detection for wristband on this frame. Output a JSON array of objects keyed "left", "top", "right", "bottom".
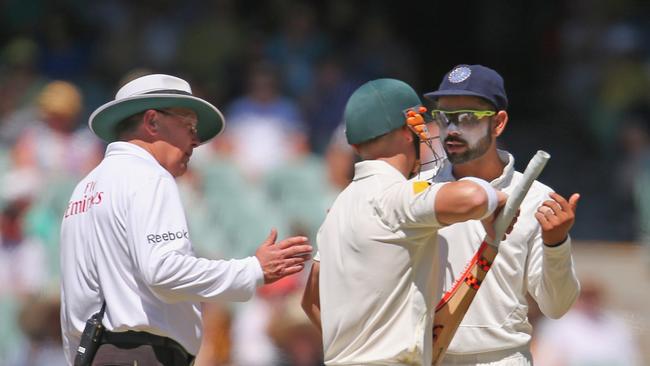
[{"left": 459, "top": 177, "right": 498, "bottom": 219}]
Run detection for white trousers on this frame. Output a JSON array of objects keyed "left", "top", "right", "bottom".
[{"left": 441, "top": 346, "right": 532, "bottom": 366}]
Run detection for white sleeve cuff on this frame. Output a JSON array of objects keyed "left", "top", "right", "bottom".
[
  {"left": 543, "top": 236, "right": 572, "bottom": 252},
  {"left": 459, "top": 176, "right": 498, "bottom": 219},
  {"left": 250, "top": 256, "right": 265, "bottom": 287}
]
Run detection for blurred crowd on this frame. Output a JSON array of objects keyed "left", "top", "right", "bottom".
[
  {"left": 532, "top": 279, "right": 643, "bottom": 366},
  {"left": 0, "top": 0, "right": 648, "bottom": 365}
]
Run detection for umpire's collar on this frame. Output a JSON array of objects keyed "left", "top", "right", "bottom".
[{"left": 105, "top": 141, "right": 160, "bottom": 167}]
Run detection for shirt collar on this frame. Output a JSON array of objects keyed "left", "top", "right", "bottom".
[
  {"left": 491, "top": 149, "right": 515, "bottom": 189},
  {"left": 353, "top": 160, "right": 407, "bottom": 182},
  {"left": 105, "top": 141, "right": 160, "bottom": 166},
  {"left": 435, "top": 149, "right": 515, "bottom": 189}
]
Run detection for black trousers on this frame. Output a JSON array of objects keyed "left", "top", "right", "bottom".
[{"left": 91, "top": 331, "right": 194, "bottom": 366}]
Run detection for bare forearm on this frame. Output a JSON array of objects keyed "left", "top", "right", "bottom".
[
  {"left": 302, "top": 301, "right": 322, "bottom": 332},
  {"left": 301, "top": 261, "right": 322, "bottom": 332}
]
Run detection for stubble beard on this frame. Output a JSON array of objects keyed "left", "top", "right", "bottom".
[{"left": 445, "top": 123, "right": 493, "bottom": 164}]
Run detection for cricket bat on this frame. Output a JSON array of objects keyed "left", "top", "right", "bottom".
[{"left": 431, "top": 150, "right": 550, "bottom": 365}]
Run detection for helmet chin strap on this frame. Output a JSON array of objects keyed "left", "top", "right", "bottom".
[
  {"left": 405, "top": 106, "right": 429, "bottom": 179},
  {"left": 409, "top": 131, "right": 421, "bottom": 179}
]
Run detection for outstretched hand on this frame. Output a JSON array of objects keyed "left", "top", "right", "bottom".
[
  {"left": 255, "top": 229, "right": 312, "bottom": 284},
  {"left": 535, "top": 192, "right": 580, "bottom": 246}
]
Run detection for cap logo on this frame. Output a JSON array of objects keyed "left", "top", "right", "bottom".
[{"left": 448, "top": 66, "right": 471, "bottom": 83}]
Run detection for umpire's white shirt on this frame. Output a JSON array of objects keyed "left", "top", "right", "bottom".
[
  {"left": 317, "top": 160, "right": 446, "bottom": 366},
  {"left": 60, "top": 142, "right": 263, "bottom": 364},
  {"left": 432, "top": 150, "right": 580, "bottom": 360}
]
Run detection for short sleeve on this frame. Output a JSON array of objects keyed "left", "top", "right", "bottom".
[{"left": 373, "top": 180, "right": 444, "bottom": 231}]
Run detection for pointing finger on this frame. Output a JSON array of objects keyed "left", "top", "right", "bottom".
[{"left": 568, "top": 193, "right": 580, "bottom": 213}]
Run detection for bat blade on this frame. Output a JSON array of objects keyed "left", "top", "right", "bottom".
[
  {"left": 431, "top": 242, "right": 497, "bottom": 365},
  {"left": 431, "top": 150, "right": 550, "bottom": 365}
]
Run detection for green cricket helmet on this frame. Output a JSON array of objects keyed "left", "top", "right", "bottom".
[{"left": 344, "top": 78, "right": 422, "bottom": 145}]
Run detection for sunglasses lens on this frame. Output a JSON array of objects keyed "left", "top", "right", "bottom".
[
  {"left": 432, "top": 111, "right": 485, "bottom": 128},
  {"left": 432, "top": 111, "right": 449, "bottom": 126},
  {"left": 457, "top": 113, "right": 480, "bottom": 127}
]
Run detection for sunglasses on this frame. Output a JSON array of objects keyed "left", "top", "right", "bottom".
[
  {"left": 155, "top": 109, "right": 198, "bottom": 135},
  {"left": 430, "top": 110, "right": 496, "bottom": 129}
]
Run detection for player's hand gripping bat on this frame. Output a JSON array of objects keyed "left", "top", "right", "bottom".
[{"left": 431, "top": 150, "right": 550, "bottom": 365}]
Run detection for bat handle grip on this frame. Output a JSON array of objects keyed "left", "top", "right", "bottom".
[{"left": 488, "top": 150, "right": 550, "bottom": 247}]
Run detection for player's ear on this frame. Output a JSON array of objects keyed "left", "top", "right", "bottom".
[
  {"left": 493, "top": 110, "right": 508, "bottom": 137},
  {"left": 142, "top": 109, "right": 159, "bottom": 135},
  {"left": 402, "top": 125, "right": 414, "bottom": 143}
]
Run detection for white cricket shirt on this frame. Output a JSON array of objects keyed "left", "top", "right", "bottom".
[
  {"left": 60, "top": 142, "right": 263, "bottom": 364},
  {"left": 316, "top": 160, "right": 446, "bottom": 366},
  {"left": 432, "top": 150, "right": 580, "bottom": 358}
]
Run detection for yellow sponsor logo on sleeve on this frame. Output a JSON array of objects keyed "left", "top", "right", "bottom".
[{"left": 412, "top": 181, "right": 430, "bottom": 194}]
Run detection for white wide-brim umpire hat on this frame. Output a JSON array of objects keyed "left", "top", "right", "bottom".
[{"left": 89, "top": 74, "right": 225, "bottom": 144}]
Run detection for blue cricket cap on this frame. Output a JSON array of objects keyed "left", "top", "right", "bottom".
[{"left": 424, "top": 64, "right": 508, "bottom": 111}]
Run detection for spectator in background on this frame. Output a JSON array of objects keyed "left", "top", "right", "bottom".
[
  {"left": 0, "top": 37, "right": 47, "bottom": 145},
  {"left": 12, "top": 80, "right": 103, "bottom": 182},
  {"left": 224, "top": 61, "right": 305, "bottom": 179},
  {"left": 323, "top": 122, "right": 355, "bottom": 192},
  {"left": 195, "top": 302, "right": 233, "bottom": 366},
  {"left": 533, "top": 280, "right": 642, "bottom": 366},
  {"left": 232, "top": 275, "right": 301, "bottom": 366},
  {"left": 349, "top": 15, "right": 417, "bottom": 84},
  {"left": 179, "top": 0, "right": 247, "bottom": 105},
  {"left": 613, "top": 105, "right": 650, "bottom": 241},
  {"left": 0, "top": 196, "right": 50, "bottom": 365},
  {"left": 189, "top": 133, "right": 279, "bottom": 260},
  {"left": 137, "top": 6, "right": 181, "bottom": 71},
  {"left": 264, "top": 3, "right": 330, "bottom": 97},
  {"left": 588, "top": 22, "right": 650, "bottom": 156},
  {"left": 0, "top": 197, "right": 47, "bottom": 299},
  {"left": 267, "top": 277, "right": 324, "bottom": 366},
  {"left": 10, "top": 297, "right": 66, "bottom": 366},
  {"left": 8, "top": 81, "right": 102, "bottom": 258},
  {"left": 557, "top": 10, "right": 650, "bottom": 157},
  {"left": 233, "top": 273, "right": 323, "bottom": 366},
  {"left": 263, "top": 125, "right": 332, "bottom": 241},
  {"left": 634, "top": 136, "right": 650, "bottom": 267},
  {"left": 38, "top": 12, "right": 92, "bottom": 81},
  {"left": 300, "top": 56, "right": 357, "bottom": 154}
]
